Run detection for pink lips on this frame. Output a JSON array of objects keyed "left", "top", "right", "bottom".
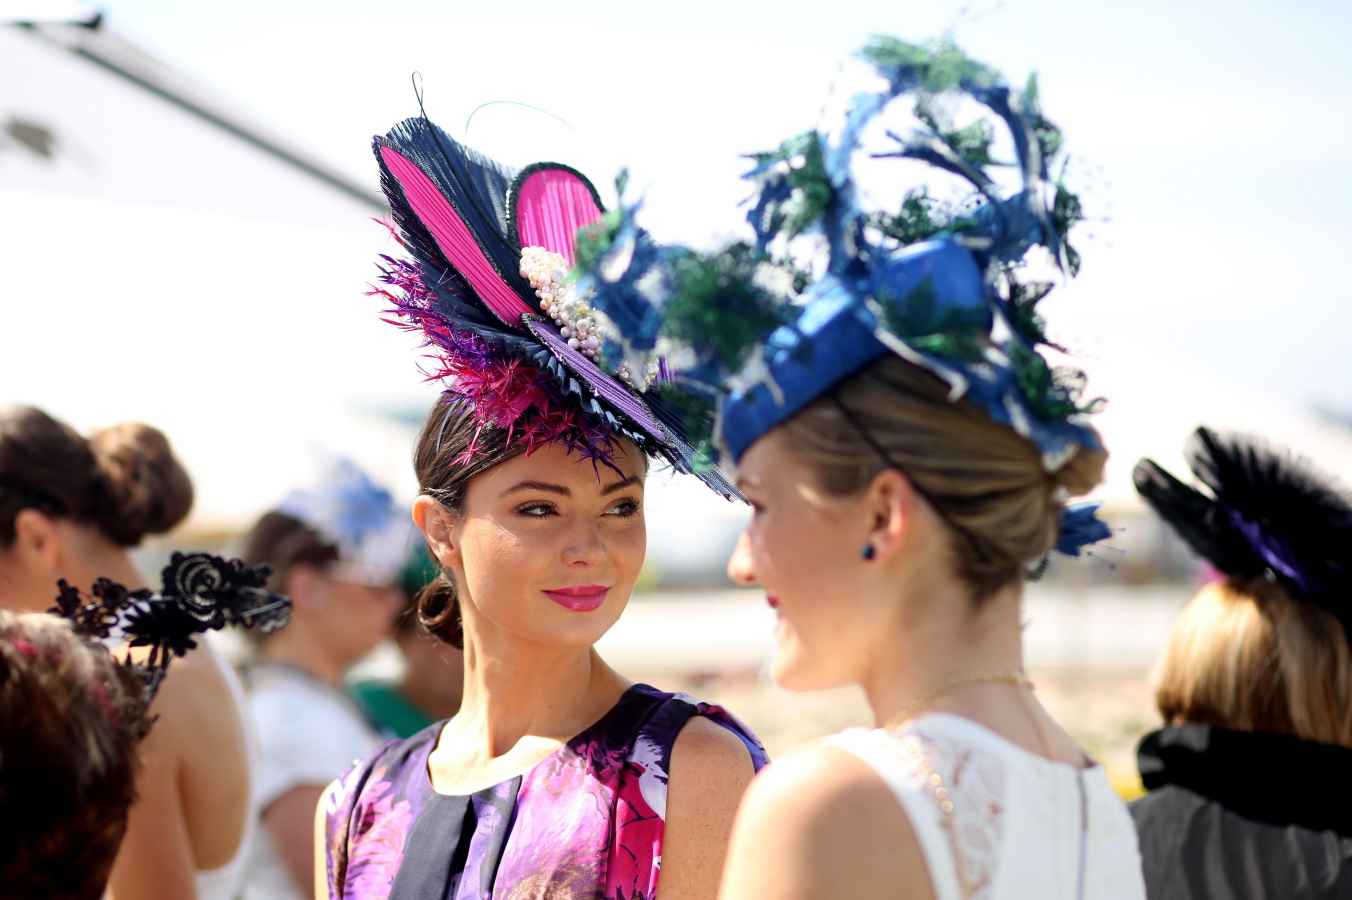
[
  {"left": 543, "top": 584, "right": 609, "bottom": 612},
  {"left": 767, "top": 595, "right": 780, "bottom": 610}
]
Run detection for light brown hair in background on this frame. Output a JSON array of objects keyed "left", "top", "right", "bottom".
[
  {"left": 779, "top": 354, "right": 1107, "bottom": 603},
  {"left": 1154, "top": 577, "right": 1352, "bottom": 747}
]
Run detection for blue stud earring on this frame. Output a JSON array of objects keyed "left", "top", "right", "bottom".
[{"left": 861, "top": 544, "right": 876, "bottom": 561}]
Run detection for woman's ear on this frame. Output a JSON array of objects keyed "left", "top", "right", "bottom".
[
  {"left": 10, "top": 508, "right": 62, "bottom": 575},
  {"left": 864, "top": 468, "right": 916, "bottom": 563},
  {"left": 285, "top": 564, "right": 325, "bottom": 609},
  {"left": 412, "top": 496, "right": 461, "bottom": 570}
]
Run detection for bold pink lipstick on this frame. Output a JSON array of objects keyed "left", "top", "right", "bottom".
[{"left": 543, "top": 585, "right": 609, "bottom": 612}]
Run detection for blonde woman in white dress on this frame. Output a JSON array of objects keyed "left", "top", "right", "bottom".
[{"left": 572, "top": 34, "right": 1150, "bottom": 900}]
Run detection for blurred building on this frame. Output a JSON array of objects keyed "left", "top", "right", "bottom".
[{"left": 1, "top": 11, "right": 428, "bottom": 538}]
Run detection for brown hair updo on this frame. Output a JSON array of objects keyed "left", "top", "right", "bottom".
[
  {"left": 411, "top": 400, "right": 533, "bottom": 648},
  {"left": 780, "top": 355, "right": 1107, "bottom": 603},
  {"left": 0, "top": 406, "right": 194, "bottom": 547}
]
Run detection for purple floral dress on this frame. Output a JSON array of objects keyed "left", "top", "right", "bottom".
[{"left": 322, "top": 684, "right": 768, "bottom": 900}]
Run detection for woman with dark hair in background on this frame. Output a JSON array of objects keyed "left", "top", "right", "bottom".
[
  {"left": 1130, "top": 428, "right": 1352, "bottom": 898},
  {"left": 573, "top": 37, "right": 1147, "bottom": 899},
  {"left": 239, "top": 460, "right": 406, "bottom": 900},
  {"left": 0, "top": 405, "right": 256, "bottom": 900},
  {"left": 317, "top": 114, "right": 766, "bottom": 900}
]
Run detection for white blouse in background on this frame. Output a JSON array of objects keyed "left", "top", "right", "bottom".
[{"left": 241, "top": 664, "right": 380, "bottom": 900}]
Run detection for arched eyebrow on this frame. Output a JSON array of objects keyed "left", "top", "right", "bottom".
[
  {"left": 500, "top": 480, "right": 569, "bottom": 498},
  {"left": 499, "top": 475, "right": 642, "bottom": 499},
  {"left": 600, "top": 475, "right": 642, "bottom": 496}
]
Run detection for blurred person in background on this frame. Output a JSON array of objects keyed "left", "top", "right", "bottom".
[
  {"left": 0, "top": 608, "right": 153, "bottom": 900},
  {"left": 239, "top": 460, "right": 406, "bottom": 900},
  {"left": 1131, "top": 428, "right": 1352, "bottom": 898},
  {"left": 0, "top": 405, "right": 256, "bottom": 900},
  {"left": 349, "top": 544, "right": 464, "bottom": 738},
  {"left": 317, "top": 116, "right": 767, "bottom": 900},
  {"left": 567, "top": 38, "right": 1147, "bottom": 899},
  {"left": 0, "top": 553, "right": 287, "bottom": 900}
]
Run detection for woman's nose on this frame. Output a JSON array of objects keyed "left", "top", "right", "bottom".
[
  {"left": 561, "top": 520, "right": 605, "bottom": 567},
  {"left": 725, "top": 530, "right": 758, "bottom": 587}
]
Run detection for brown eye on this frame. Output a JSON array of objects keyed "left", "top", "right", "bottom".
[
  {"left": 517, "top": 502, "right": 557, "bottom": 518},
  {"left": 605, "top": 498, "right": 640, "bottom": 518}
]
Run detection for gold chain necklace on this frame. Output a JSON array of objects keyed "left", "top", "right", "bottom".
[{"left": 881, "top": 671, "right": 1034, "bottom": 731}]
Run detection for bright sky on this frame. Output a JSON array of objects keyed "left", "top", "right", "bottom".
[
  {"left": 3, "top": 0, "right": 1351, "bottom": 536},
  {"left": 92, "top": 0, "right": 1352, "bottom": 414}
]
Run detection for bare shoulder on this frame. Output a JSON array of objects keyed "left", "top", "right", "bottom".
[
  {"left": 719, "top": 740, "right": 935, "bottom": 899},
  {"left": 658, "top": 718, "right": 757, "bottom": 899},
  {"left": 671, "top": 715, "right": 756, "bottom": 779},
  {"left": 665, "top": 717, "right": 756, "bottom": 817},
  {"left": 736, "top": 740, "right": 908, "bottom": 838}
]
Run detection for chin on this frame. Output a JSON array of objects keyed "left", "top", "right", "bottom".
[
  {"left": 768, "top": 630, "right": 851, "bottom": 692},
  {"left": 534, "top": 601, "right": 626, "bottom": 648}
]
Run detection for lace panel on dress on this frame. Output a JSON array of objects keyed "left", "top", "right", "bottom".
[{"left": 887, "top": 728, "right": 1009, "bottom": 900}]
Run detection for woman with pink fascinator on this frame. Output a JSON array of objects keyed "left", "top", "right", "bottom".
[{"left": 316, "top": 113, "right": 767, "bottom": 900}]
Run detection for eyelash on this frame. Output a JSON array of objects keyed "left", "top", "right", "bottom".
[
  {"left": 517, "top": 502, "right": 557, "bottom": 518},
  {"left": 608, "top": 499, "right": 640, "bottom": 518},
  {"left": 515, "top": 499, "right": 641, "bottom": 519}
]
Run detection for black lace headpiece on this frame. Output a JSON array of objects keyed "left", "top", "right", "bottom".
[
  {"left": 49, "top": 552, "right": 292, "bottom": 696},
  {"left": 1134, "top": 427, "right": 1352, "bottom": 636}
]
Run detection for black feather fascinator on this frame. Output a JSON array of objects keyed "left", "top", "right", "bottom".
[
  {"left": 49, "top": 552, "right": 291, "bottom": 697},
  {"left": 1134, "top": 427, "right": 1352, "bottom": 634}
]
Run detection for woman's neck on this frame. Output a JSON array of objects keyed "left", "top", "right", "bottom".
[
  {"left": 55, "top": 537, "right": 147, "bottom": 606},
  {"left": 862, "top": 578, "right": 1028, "bottom": 729},
  {"left": 452, "top": 617, "right": 625, "bottom": 761},
  {"left": 92, "top": 552, "right": 146, "bottom": 592}
]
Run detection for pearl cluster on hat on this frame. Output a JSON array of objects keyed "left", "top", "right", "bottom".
[{"left": 519, "top": 245, "right": 658, "bottom": 390}]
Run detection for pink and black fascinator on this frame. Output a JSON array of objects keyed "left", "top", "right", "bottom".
[{"left": 370, "top": 114, "right": 734, "bottom": 496}]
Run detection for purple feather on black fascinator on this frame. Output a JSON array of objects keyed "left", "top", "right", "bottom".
[{"left": 1134, "top": 427, "right": 1352, "bottom": 636}]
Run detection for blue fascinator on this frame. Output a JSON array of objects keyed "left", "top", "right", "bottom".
[
  {"left": 277, "top": 460, "right": 412, "bottom": 586},
  {"left": 573, "top": 37, "right": 1109, "bottom": 557}
]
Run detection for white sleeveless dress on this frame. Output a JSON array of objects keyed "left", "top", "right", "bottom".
[
  {"left": 828, "top": 714, "right": 1147, "bottom": 900},
  {"left": 195, "top": 644, "right": 255, "bottom": 900},
  {"left": 97, "top": 634, "right": 254, "bottom": 900}
]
